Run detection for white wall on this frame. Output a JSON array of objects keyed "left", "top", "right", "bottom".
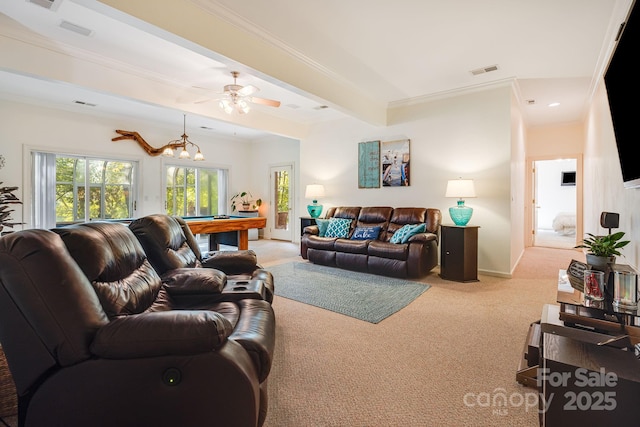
[
  {"left": 299, "top": 85, "right": 518, "bottom": 276},
  {"left": 584, "top": 79, "right": 640, "bottom": 270}
]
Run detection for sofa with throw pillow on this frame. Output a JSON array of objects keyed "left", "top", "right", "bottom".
[{"left": 300, "top": 206, "right": 442, "bottom": 278}]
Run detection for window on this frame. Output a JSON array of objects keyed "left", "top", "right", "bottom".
[
  {"left": 32, "top": 152, "right": 137, "bottom": 227},
  {"left": 165, "top": 165, "right": 228, "bottom": 216}
]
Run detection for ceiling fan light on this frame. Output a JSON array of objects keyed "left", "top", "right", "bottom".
[
  {"left": 238, "top": 99, "right": 250, "bottom": 114},
  {"left": 193, "top": 149, "right": 204, "bottom": 161},
  {"left": 220, "top": 98, "right": 234, "bottom": 114},
  {"left": 162, "top": 147, "right": 174, "bottom": 157}
]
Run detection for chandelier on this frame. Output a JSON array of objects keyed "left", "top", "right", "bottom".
[{"left": 163, "top": 114, "right": 204, "bottom": 161}]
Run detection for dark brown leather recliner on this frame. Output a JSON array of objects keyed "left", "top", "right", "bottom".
[
  {"left": 129, "top": 214, "right": 274, "bottom": 303},
  {"left": 0, "top": 224, "right": 275, "bottom": 427}
]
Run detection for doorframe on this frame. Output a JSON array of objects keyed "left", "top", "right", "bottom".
[
  {"left": 268, "top": 162, "right": 294, "bottom": 242},
  {"left": 525, "top": 154, "right": 583, "bottom": 247}
]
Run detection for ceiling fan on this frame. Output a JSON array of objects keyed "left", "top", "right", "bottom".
[{"left": 207, "top": 71, "right": 281, "bottom": 114}]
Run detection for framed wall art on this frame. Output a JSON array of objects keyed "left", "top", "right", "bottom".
[
  {"left": 358, "top": 140, "right": 380, "bottom": 188},
  {"left": 381, "top": 139, "right": 410, "bottom": 187}
]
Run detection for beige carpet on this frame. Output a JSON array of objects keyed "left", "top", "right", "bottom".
[
  {"left": 258, "top": 241, "right": 579, "bottom": 427},
  {"left": 0, "top": 241, "right": 580, "bottom": 427}
]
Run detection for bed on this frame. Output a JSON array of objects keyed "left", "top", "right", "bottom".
[{"left": 552, "top": 212, "right": 576, "bottom": 235}]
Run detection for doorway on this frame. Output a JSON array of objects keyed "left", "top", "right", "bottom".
[
  {"left": 269, "top": 164, "right": 293, "bottom": 241},
  {"left": 532, "top": 158, "right": 578, "bottom": 249}
]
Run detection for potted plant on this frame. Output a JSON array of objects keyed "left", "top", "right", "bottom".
[
  {"left": 230, "top": 191, "right": 262, "bottom": 212},
  {"left": 575, "top": 231, "right": 630, "bottom": 271},
  {"left": 0, "top": 182, "right": 23, "bottom": 235}
]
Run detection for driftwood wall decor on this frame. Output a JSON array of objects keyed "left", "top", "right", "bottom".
[{"left": 112, "top": 130, "right": 186, "bottom": 157}]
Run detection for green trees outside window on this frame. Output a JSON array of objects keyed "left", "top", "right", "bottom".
[
  {"left": 165, "top": 165, "right": 226, "bottom": 217},
  {"left": 55, "top": 156, "right": 134, "bottom": 223}
]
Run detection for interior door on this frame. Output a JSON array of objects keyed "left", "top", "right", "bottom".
[
  {"left": 532, "top": 158, "right": 578, "bottom": 249},
  {"left": 269, "top": 164, "right": 293, "bottom": 241}
]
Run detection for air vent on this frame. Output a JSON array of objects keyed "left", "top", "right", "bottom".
[
  {"left": 526, "top": 99, "right": 536, "bottom": 105},
  {"left": 470, "top": 64, "right": 499, "bottom": 76},
  {"left": 73, "top": 100, "right": 97, "bottom": 107},
  {"left": 27, "top": 0, "right": 62, "bottom": 11},
  {"left": 60, "top": 20, "right": 93, "bottom": 37},
  {"left": 314, "top": 105, "right": 329, "bottom": 110}
]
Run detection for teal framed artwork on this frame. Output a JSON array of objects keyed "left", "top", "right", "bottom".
[{"left": 358, "top": 140, "right": 380, "bottom": 188}]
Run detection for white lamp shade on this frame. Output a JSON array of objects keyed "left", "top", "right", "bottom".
[
  {"left": 305, "top": 184, "right": 325, "bottom": 199},
  {"left": 445, "top": 179, "right": 476, "bottom": 198}
]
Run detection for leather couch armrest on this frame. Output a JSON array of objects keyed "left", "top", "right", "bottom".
[
  {"left": 202, "top": 250, "right": 258, "bottom": 275},
  {"left": 91, "top": 311, "right": 233, "bottom": 358},
  {"left": 230, "top": 299, "right": 276, "bottom": 383},
  {"left": 303, "top": 225, "right": 319, "bottom": 235},
  {"left": 406, "top": 232, "right": 438, "bottom": 243},
  {"left": 161, "top": 268, "right": 227, "bottom": 294}
]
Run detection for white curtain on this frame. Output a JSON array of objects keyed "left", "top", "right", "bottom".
[{"left": 31, "top": 151, "right": 57, "bottom": 229}]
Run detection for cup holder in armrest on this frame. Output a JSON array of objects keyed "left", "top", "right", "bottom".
[{"left": 222, "top": 279, "right": 267, "bottom": 300}]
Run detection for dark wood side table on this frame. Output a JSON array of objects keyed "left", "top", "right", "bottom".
[
  {"left": 440, "top": 225, "right": 479, "bottom": 282},
  {"left": 300, "top": 217, "right": 317, "bottom": 236}
]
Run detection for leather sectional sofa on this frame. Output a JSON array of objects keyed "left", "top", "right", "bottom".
[
  {"left": 301, "top": 206, "right": 442, "bottom": 278},
  {"left": 0, "top": 216, "right": 275, "bottom": 427}
]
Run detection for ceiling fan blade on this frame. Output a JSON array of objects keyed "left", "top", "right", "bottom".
[
  {"left": 249, "top": 97, "right": 281, "bottom": 108},
  {"left": 237, "top": 85, "right": 259, "bottom": 96}
]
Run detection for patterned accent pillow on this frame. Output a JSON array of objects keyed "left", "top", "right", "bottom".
[
  {"left": 325, "top": 218, "right": 352, "bottom": 238},
  {"left": 315, "top": 218, "right": 330, "bottom": 237},
  {"left": 401, "top": 223, "right": 426, "bottom": 243},
  {"left": 351, "top": 226, "right": 381, "bottom": 240},
  {"left": 390, "top": 223, "right": 422, "bottom": 244}
]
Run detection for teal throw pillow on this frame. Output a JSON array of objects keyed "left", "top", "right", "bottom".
[
  {"left": 401, "top": 223, "right": 426, "bottom": 243},
  {"left": 390, "top": 224, "right": 420, "bottom": 244},
  {"left": 315, "top": 218, "right": 330, "bottom": 237},
  {"left": 325, "top": 218, "right": 352, "bottom": 238},
  {"left": 351, "top": 226, "right": 381, "bottom": 240}
]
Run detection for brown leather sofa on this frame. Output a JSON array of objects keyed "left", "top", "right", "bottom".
[
  {"left": 0, "top": 222, "right": 275, "bottom": 427},
  {"left": 301, "top": 206, "right": 442, "bottom": 278}
]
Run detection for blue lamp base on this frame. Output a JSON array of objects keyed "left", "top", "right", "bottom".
[
  {"left": 307, "top": 202, "right": 323, "bottom": 218},
  {"left": 449, "top": 200, "right": 473, "bottom": 226}
]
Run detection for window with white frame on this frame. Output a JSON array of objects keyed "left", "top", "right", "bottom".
[
  {"left": 32, "top": 152, "right": 137, "bottom": 228},
  {"left": 165, "top": 165, "right": 228, "bottom": 217}
]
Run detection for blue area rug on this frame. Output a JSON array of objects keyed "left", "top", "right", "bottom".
[{"left": 270, "top": 262, "right": 430, "bottom": 323}]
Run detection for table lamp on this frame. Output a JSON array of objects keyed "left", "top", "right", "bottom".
[
  {"left": 445, "top": 178, "right": 476, "bottom": 226},
  {"left": 305, "top": 184, "right": 325, "bottom": 218}
]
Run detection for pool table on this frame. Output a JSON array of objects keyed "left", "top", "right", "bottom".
[{"left": 182, "top": 215, "right": 267, "bottom": 250}]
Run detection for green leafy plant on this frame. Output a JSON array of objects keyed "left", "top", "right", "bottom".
[
  {"left": 230, "top": 191, "right": 262, "bottom": 212},
  {"left": 0, "top": 183, "right": 23, "bottom": 234},
  {"left": 575, "top": 231, "right": 630, "bottom": 257}
]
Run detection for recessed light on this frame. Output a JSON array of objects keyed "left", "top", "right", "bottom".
[{"left": 548, "top": 102, "right": 560, "bottom": 107}]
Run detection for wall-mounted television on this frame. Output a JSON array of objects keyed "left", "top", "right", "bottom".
[
  {"left": 561, "top": 171, "right": 576, "bottom": 186},
  {"left": 604, "top": 0, "right": 640, "bottom": 189}
]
